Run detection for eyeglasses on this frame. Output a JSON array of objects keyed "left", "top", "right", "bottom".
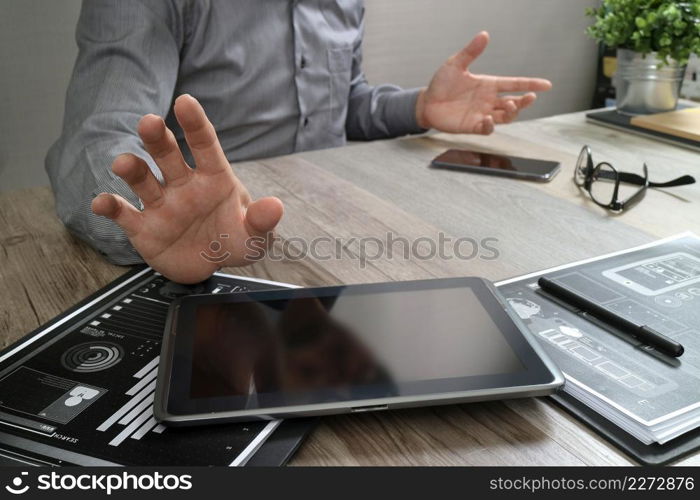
[{"left": 573, "top": 145, "right": 695, "bottom": 213}]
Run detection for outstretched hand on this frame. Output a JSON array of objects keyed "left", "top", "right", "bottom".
[
  {"left": 92, "top": 94, "right": 283, "bottom": 284},
  {"left": 415, "top": 31, "right": 552, "bottom": 135}
]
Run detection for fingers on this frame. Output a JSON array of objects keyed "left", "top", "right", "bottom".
[
  {"left": 497, "top": 92, "right": 537, "bottom": 111},
  {"left": 518, "top": 92, "right": 537, "bottom": 109},
  {"left": 450, "top": 31, "right": 489, "bottom": 70},
  {"left": 173, "top": 94, "right": 230, "bottom": 175},
  {"left": 492, "top": 110, "right": 514, "bottom": 124},
  {"left": 138, "top": 114, "right": 191, "bottom": 185},
  {"left": 474, "top": 115, "right": 495, "bottom": 135},
  {"left": 111, "top": 154, "right": 164, "bottom": 208},
  {"left": 495, "top": 76, "right": 552, "bottom": 93},
  {"left": 492, "top": 99, "right": 518, "bottom": 124},
  {"left": 491, "top": 93, "right": 538, "bottom": 124},
  {"left": 490, "top": 93, "right": 538, "bottom": 124},
  {"left": 244, "top": 197, "right": 284, "bottom": 238},
  {"left": 503, "top": 99, "right": 518, "bottom": 116},
  {"left": 91, "top": 193, "right": 143, "bottom": 237}
]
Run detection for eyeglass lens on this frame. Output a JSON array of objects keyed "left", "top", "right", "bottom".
[
  {"left": 589, "top": 163, "right": 618, "bottom": 206},
  {"left": 574, "top": 147, "right": 588, "bottom": 187}
]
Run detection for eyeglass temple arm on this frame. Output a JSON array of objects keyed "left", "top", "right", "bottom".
[
  {"left": 618, "top": 164, "right": 649, "bottom": 211},
  {"left": 615, "top": 171, "right": 696, "bottom": 188},
  {"left": 619, "top": 181, "right": 648, "bottom": 211}
]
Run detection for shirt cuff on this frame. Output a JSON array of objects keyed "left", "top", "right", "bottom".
[{"left": 383, "top": 88, "right": 428, "bottom": 136}]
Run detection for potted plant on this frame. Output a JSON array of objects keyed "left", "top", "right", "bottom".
[{"left": 586, "top": 0, "right": 700, "bottom": 114}]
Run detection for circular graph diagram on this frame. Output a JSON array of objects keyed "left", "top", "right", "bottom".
[{"left": 61, "top": 342, "right": 124, "bottom": 373}]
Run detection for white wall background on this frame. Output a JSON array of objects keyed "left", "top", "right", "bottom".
[
  {"left": 0, "top": 0, "right": 82, "bottom": 192},
  {"left": 0, "top": 0, "right": 598, "bottom": 193},
  {"left": 363, "top": 0, "right": 598, "bottom": 120}
]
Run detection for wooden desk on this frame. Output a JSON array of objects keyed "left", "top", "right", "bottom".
[{"left": 1, "top": 109, "right": 698, "bottom": 465}]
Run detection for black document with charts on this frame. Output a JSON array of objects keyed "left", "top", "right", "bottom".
[
  {"left": 0, "top": 267, "right": 314, "bottom": 466},
  {"left": 496, "top": 233, "right": 700, "bottom": 464}
]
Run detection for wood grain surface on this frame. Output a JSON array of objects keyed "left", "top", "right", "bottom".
[
  {"left": 631, "top": 108, "right": 700, "bottom": 143},
  {"left": 1, "top": 109, "right": 698, "bottom": 465}
]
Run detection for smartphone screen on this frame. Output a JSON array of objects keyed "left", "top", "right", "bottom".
[{"left": 431, "top": 149, "right": 560, "bottom": 181}]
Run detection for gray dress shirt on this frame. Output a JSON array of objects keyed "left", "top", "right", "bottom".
[{"left": 46, "top": 0, "right": 424, "bottom": 265}]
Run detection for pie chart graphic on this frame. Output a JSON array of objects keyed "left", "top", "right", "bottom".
[{"left": 61, "top": 342, "right": 124, "bottom": 372}]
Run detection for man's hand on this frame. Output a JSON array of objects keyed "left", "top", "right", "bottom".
[
  {"left": 415, "top": 31, "right": 552, "bottom": 135},
  {"left": 91, "top": 94, "right": 283, "bottom": 284}
]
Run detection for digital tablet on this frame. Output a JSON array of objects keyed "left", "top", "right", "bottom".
[{"left": 154, "top": 278, "right": 563, "bottom": 426}]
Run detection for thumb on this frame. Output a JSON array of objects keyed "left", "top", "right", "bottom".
[
  {"left": 451, "top": 31, "right": 489, "bottom": 70},
  {"left": 244, "top": 196, "right": 284, "bottom": 238}
]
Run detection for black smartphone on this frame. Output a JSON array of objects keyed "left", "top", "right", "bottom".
[{"left": 431, "top": 149, "right": 561, "bottom": 182}]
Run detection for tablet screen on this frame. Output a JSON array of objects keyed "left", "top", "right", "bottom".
[{"left": 165, "top": 279, "right": 556, "bottom": 416}]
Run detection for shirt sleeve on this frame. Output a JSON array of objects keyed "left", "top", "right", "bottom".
[
  {"left": 344, "top": 6, "right": 428, "bottom": 141},
  {"left": 45, "top": 0, "right": 182, "bottom": 265}
]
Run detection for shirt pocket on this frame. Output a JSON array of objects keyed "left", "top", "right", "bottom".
[{"left": 327, "top": 46, "right": 353, "bottom": 136}]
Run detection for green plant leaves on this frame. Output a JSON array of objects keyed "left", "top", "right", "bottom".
[{"left": 586, "top": 0, "right": 700, "bottom": 66}]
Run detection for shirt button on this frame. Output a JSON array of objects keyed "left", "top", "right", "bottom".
[
  {"left": 300, "top": 56, "right": 306, "bottom": 69},
  {"left": 303, "top": 117, "right": 309, "bottom": 127}
]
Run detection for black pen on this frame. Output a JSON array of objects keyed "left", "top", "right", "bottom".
[{"left": 537, "top": 276, "right": 684, "bottom": 358}]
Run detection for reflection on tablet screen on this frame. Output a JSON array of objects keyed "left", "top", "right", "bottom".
[{"left": 189, "top": 287, "right": 524, "bottom": 400}]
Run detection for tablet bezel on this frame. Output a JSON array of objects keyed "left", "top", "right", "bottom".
[{"left": 155, "top": 277, "right": 563, "bottom": 425}]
